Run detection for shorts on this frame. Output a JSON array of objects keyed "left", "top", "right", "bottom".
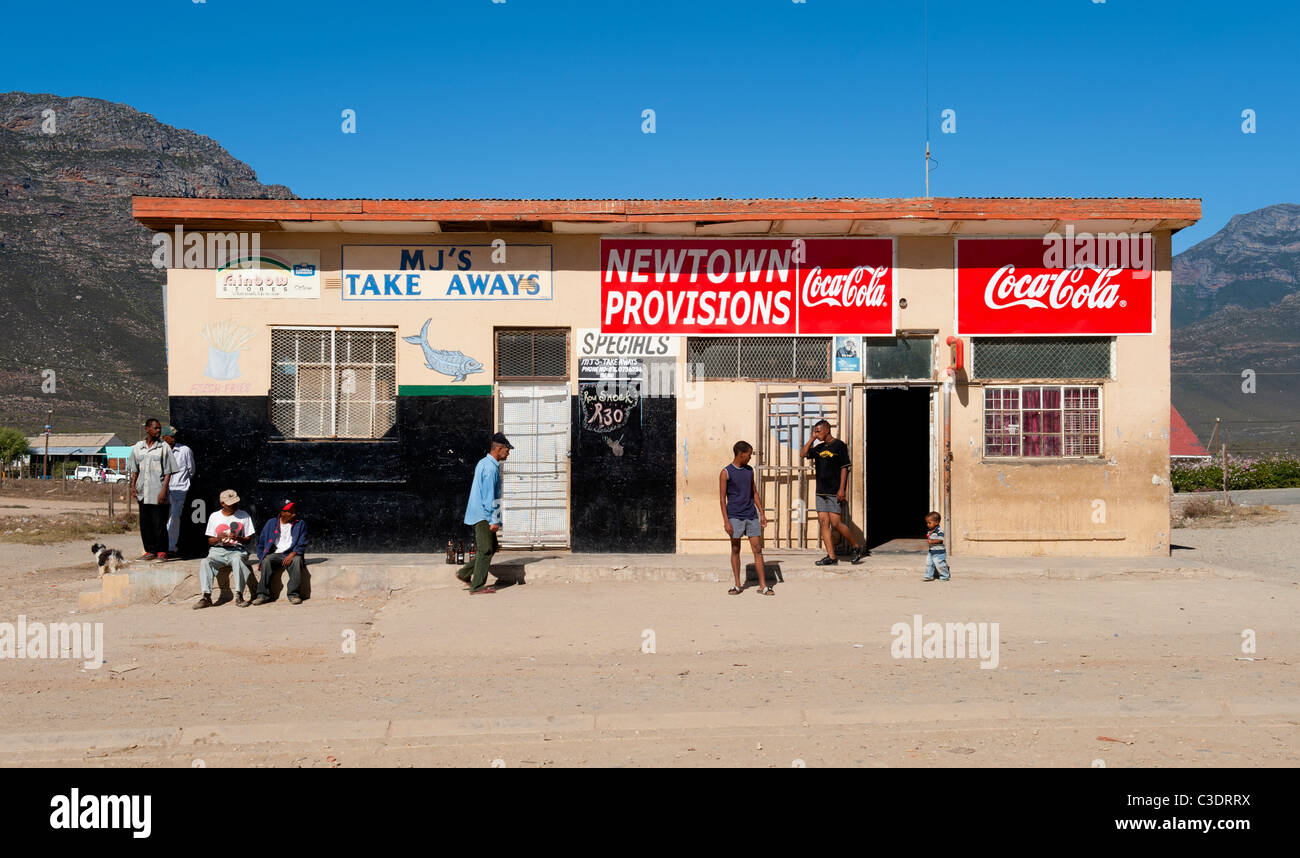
[
  {"left": 728, "top": 518, "right": 761, "bottom": 538},
  {"left": 815, "top": 494, "right": 842, "bottom": 514}
]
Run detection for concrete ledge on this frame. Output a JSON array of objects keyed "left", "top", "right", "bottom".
[
  {"left": 78, "top": 568, "right": 190, "bottom": 611},
  {"left": 76, "top": 549, "right": 1228, "bottom": 609}
]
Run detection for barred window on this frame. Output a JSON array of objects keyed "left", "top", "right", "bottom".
[
  {"left": 687, "top": 337, "right": 830, "bottom": 381},
  {"left": 984, "top": 385, "right": 1101, "bottom": 458},
  {"left": 271, "top": 327, "right": 397, "bottom": 439},
  {"left": 864, "top": 336, "right": 933, "bottom": 379},
  {"left": 972, "top": 337, "right": 1112, "bottom": 380},
  {"left": 496, "top": 329, "right": 568, "bottom": 380}
]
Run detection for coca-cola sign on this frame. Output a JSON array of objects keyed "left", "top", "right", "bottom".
[
  {"left": 956, "top": 237, "right": 1155, "bottom": 336},
  {"left": 600, "top": 238, "right": 895, "bottom": 335}
]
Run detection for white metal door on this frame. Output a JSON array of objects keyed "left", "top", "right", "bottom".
[{"left": 496, "top": 384, "right": 570, "bottom": 548}]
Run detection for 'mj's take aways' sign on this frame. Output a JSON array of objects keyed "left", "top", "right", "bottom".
[{"left": 341, "top": 244, "right": 553, "bottom": 301}]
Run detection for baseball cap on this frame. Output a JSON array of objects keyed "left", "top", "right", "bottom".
[
  {"left": 281, "top": 500, "right": 297, "bottom": 513},
  {"left": 491, "top": 432, "right": 514, "bottom": 449},
  {"left": 219, "top": 489, "right": 241, "bottom": 505}
]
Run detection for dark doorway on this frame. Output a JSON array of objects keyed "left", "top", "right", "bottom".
[{"left": 865, "top": 387, "right": 932, "bottom": 550}]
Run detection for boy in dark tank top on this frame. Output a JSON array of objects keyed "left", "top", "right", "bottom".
[{"left": 719, "top": 441, "right": 773, "bottom": 595}]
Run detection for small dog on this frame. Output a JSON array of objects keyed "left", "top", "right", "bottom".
[{"left": 91, "top": 543, "right": 124, "bottom": 578}]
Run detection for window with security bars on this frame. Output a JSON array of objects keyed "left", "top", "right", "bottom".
[
  {"left": 270, "top": 327, "right": 397, "bottom": 439},
  {"left": 687, "top": 337, "right": 830, "bottom": 381},
  {"left": 972, "top": 337, "right": 1112, "bottom": 380},
  {"left": 984, "top": 385, "right": 1101, "bottom": 458},
  {"left": 496, "top": 329, "right": 568, "bottom": 380}
]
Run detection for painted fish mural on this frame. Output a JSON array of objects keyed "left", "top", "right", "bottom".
[{"left": 402, "top": 319, "right": 485, "bottom": 382}]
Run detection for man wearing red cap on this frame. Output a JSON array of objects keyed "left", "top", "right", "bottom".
[{"left": 252, "top": 500, "right": 308, "bottom": 605}]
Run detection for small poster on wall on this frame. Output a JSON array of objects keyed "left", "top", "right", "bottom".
[{"left": 834, "top": 336, "right": 861, "bottom": 372}]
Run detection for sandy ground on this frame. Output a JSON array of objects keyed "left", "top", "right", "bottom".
[{"left": 0, "top": 502, "right": 1296, "bottom": 768}]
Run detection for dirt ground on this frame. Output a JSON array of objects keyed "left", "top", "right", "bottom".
[{"left": 0, "top": 496, "right": 1296, "bottom": 768}]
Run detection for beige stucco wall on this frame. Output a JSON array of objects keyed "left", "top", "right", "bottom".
[{"left": 165, "top": 229, "right": 1173, "bottom": 558}]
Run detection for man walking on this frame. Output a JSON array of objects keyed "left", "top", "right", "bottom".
[
  {"left": 195, "top": 489, "right": 255, "bottom": 609},
  {"left": 800, "top": 419, "right": 866, "bottom": 566},
  {"left": 162, "top": 427, "right": 195, "bottom": 559},
  {"left": 126, "top": 418, "right": 175, "bottom": 562},
  {"left": 455, "top": 432, "right": 512, "bottom": 595},
  {"left": 253, "top": 500, "right": 308, "bottom": 605}
]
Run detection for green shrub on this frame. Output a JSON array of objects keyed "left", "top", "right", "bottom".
[{"left": 1172, "top": 455, "right": 1300, "bottom": 492}]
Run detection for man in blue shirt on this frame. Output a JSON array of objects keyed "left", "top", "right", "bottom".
[{"left": 456, "top": 432, "right": 513, "bottom": 594}]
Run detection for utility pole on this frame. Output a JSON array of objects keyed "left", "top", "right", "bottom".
[{"left": 43, "top": 409, "right": 52, "bottom": 479}]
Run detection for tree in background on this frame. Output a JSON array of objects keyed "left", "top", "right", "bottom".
[{"left": 0, "top": 428, "right": 32, "bottom": 478}]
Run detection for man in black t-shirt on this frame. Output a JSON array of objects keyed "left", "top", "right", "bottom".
[{"left": 801, "top": 419, "right": 866, "bottom": 566}]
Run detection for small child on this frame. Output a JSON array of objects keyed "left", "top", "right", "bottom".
[
  {"left": 719, "top": 441, "right": 772, "bottom": 595},
  {"left": 922, "top": 511, "right": 951, "bottom": 582}
]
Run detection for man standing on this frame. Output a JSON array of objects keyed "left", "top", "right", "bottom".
[
  {"left": 253, "top": 501, "right": 308, "bottom": 605},
  {"left": 455, "top": 432, "right": 512, "bottom": 595},
  {"left": 800, "top": 419, "right": 866, "bottom": 566},
  {"left": 126, "top": 418, "right": 175, "bottom": 562},
  {"left": 195, "top": 489, "right": 256, "bottom": 609},
  {"left": 162, "top": 427, "right": 195, "bottom": 559}
]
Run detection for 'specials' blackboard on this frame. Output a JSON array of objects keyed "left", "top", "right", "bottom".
[{"left": 577, "top": 358, "right": 644, "bottom": 451}]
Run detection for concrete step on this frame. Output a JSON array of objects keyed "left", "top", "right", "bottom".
[{"left": 77, "top": 549, "right": 1224, "bottom": 609}]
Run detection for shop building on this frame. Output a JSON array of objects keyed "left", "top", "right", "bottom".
[{"left": 133, "top": 197, "right": 1199, "bottom": 557}]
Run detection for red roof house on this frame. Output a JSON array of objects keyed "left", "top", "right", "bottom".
[{"left": 1170, "top": 405, "right": 1211, "bottom": 460}]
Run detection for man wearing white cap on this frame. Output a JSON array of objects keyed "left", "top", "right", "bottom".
[{"left": 195, "top": 489, "right": 256, "bottom": 609}]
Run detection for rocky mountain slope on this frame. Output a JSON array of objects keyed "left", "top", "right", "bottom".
[{"left": 0, "top": 92, "right": 293, "bottom": 440}]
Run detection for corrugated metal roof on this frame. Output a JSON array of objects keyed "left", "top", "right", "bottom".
[{"left": 24, "top": 433, "right": 124, "bottom": 451}]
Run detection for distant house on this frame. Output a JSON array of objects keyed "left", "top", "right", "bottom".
[
  {"left": 1170, "top": 406, "right": 1211, "bottom": 463},
  {"left": 23, "top": 433, "right": 127, "bottom": 473}
]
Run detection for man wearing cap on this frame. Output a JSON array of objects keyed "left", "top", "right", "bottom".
[
  {"left": 455, "top": 432, "right": 512, "bottom": 594},
  {"left": 252, "top": 500, "right": 308, "bottom": 605},
  {"left": 195, "top": 489, "right": 256, "bottom": 609},
  {"left": 162, "top": 427, "right": 195, "bottom": 559},
  {"left": 126, "top": 418, "right": 176, "bottom": 562}
]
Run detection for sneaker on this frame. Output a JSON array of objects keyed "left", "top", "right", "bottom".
[
  {"left": 154, "top": 552, "right": 168, "bottom": 562},
  {"left": 850, "top": 546, "right": 864, "bottom": 564},
  {"left": 192, "top": 593, "right": 213, "bottom": 610},
  {"left": 814, "top": 556, "right": 839, "bottom": 566},
  {"left": 287, "top": 593, "right": 303, "bottom": 605},
  {"left": 922, "top": 577, "right": 936, "bottom": 582},
  {"left": 235, "top": 594, "right": 249, "bottom": 607},
  {"left": 469, "top": 586, "right": 497, "bottom": 595},
  {"left": 251, "top": 594, "right": 269, "bottom": 606}
]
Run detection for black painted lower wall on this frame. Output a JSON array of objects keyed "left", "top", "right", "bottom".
[
  {"left": 169, "top": 391, "right": 678, "bottom": 556},
  {"left": 169, "top": 395, "right": 492, "bottom": 556},
  {"left": 569, "top": 394, "right": 676, "bottom": 553}
]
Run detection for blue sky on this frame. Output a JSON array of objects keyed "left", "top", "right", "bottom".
[{"left": 3, "top": 0, "right": 1297, "bottom": 250}]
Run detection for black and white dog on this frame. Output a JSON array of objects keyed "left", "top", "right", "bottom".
[{"left": 91, "top": 543, "right": 124, "bottom": 577}]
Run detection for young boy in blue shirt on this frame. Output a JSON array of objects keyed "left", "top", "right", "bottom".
[{"left": 922, "top": 511, "right": 951, "bottom": 582}]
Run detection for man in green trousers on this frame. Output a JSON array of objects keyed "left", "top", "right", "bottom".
[{"left": 456, "top": 432, "right": 512, "bottom": 594}]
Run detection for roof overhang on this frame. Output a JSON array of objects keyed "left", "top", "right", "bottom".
[{"left": 132, "top": 197, "right": 1201, "bottom": 236}]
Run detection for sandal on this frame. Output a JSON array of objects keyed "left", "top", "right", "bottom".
[
  {"left": 756, "top": 586, "right": 775, "bottom": 596},
  {"left": 727, "top": 586, "right": 743, "bottom": 595}
]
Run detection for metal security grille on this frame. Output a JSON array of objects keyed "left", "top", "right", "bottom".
[
  {"left": 688, "top": 337, "right": 830, "bottom": 381},
  {"left": 983, "top": 385, "right": 1102, "bottom": 458},
  {"left": 496, "top": 329, "right": 568, "bottom": 380},
  {"left": 972, "top": 337, "right": 1112, "bottom": 380},
  {"left": 271, "top": 327, "right": 397, "bottom": 439}
]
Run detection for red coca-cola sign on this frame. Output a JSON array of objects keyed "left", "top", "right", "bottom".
[
  {"left": 956, "top": 237, "right": 1155, "bottom": 335},
  {"left": 600, "top": 238, "right": 895, "bottom": 335}
]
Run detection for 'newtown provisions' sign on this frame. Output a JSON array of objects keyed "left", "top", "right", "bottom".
[{"left": 600, "top": 238, "right": 895, "bottom": 336}]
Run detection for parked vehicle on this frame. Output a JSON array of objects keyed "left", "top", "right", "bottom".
[{"left": 68, "top": 465, "right": 126, "bottom": 483}]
